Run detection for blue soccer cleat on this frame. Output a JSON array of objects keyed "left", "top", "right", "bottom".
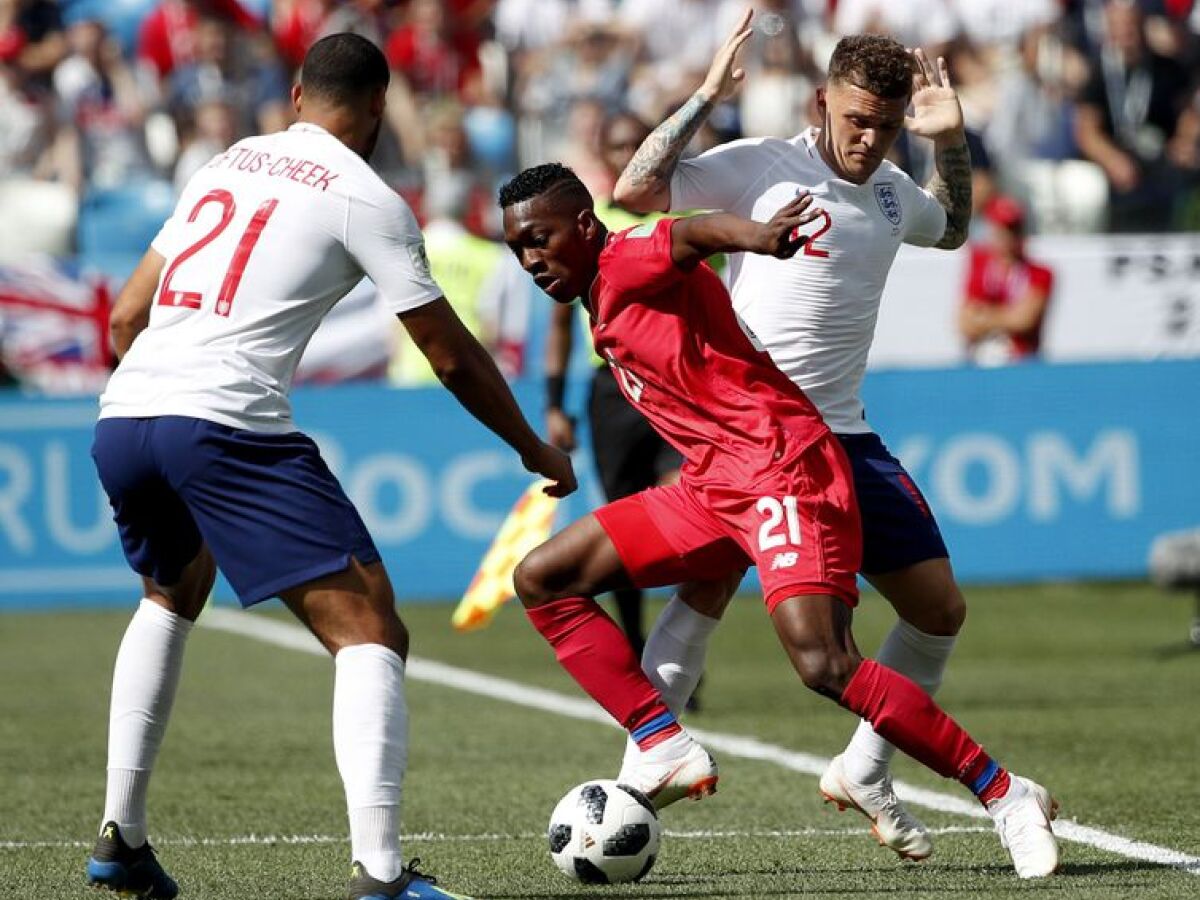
[
  {"left": 348, "top": 858, "right": 474, "bottom": 900},
  {"left": 86, "top": 821, "right": 179, "bottom": 898}
]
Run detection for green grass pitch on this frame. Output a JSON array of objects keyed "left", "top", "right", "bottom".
[{"left": 1, "top": 581, "right": 1198, "bottom": 899}]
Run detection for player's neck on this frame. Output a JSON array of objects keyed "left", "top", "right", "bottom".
[{"left": 299, "top": 109, "right": 374, "bottom": 160}]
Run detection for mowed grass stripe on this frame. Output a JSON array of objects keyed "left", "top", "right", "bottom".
[{"left": 201, "top": 607, "right": 1200, "bottom": 876}]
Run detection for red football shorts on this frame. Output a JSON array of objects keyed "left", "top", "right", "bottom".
[{"left": 595, "top": 433, "right": 862, "bottom": 611}]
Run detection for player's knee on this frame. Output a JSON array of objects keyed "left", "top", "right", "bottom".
[
  {"left": 912, "top": 587, "right": 967, "bottom": 636},
  {"left": 513, "top": 550, "right": 554, "bottom": 607},
  {"left": 794, "top": 646, "right": 861, "bottom": 697}
]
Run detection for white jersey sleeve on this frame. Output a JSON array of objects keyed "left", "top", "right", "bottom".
[
  {"left": 899, "top": 179, "right": 947, "bottom": 248},
  {"left": 346, "top": 190, "right": 443, "bottom": 316},
  {"left": 670, "top": 137, "right": 793, "bottom": 217}
]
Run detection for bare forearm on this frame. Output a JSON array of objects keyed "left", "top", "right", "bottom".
[
  {"left": 672, "top": 212, "right": 765, "bottom": 265},
  {"left": 439, "top": 338, "right": 542, "bottom": 459},
  {"left": 613, "top": 91, "right": 714, "bottom": 213},
  {"left": 926, "top": 134, "right": 972, "bottom": 250}
]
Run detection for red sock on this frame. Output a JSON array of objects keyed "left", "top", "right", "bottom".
[
  {"left": 526, "top": 597, "right": 680, "bottom": 749},
  {"left": 841, "top": 659, "right": 1008, "bottom": 800}
]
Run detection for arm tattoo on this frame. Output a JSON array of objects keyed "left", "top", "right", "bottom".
[
  {"left": 620, "top": 92, "right": 715, "bottom": 197},
  {"left": 926, "top": 140, "right": 972, "bottom": 250}
]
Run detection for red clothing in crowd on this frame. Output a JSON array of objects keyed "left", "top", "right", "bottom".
[{"left": 963, "top": 245, "right": 1054, "bottom": 358}]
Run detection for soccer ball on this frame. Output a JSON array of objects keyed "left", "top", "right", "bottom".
[{"left": 547, "top": 780, "right": 661, "bottom": 884}]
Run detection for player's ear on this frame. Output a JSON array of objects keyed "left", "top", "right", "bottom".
[
  {"left": 577, "top": 208, "right": 600, "bottom": 241},
  {"left": 369, "top": 85, "right": 387, "bottom": 118},
  {"left": 815, "top": 85, "right": 827, "bottom": 119},
  {"left": 291, "top": 82, "right": 303, "bottom": 115}
]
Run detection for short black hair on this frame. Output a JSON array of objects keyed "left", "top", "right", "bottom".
[
  {"left": 828, "top": 34, "right": 914, "bottom": 100},
  {"left": 498, "top": 163, "right": 593, "bottom": 210},
  {"left": 301, "top": 33, "right": 390, "bottom": 105}
]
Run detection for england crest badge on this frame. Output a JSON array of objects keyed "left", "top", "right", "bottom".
[{"left": 874, "top": 181, "right": 902, "bottom": 226}]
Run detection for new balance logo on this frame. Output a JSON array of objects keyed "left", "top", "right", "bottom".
[{"left": 770, "top": 552, "right": 799, "bottom": 570}]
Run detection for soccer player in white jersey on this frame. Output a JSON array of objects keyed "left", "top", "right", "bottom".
[
  {"left": 85, "top": 34, "right": 573, "bottom": 900},
  {"left": 611, "top": 12, "right": 1058, "bottom": 878}
]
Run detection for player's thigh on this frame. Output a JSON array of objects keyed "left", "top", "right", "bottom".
[
  {"left": 838, "top": 432, "right": 950, "bottom": 577},
  {"left": 597, "top": 483, "right": 748, "bottom": 597},
  {"left": 92, "top": 417, "right": 209, "bottom": 600},
  {"left": 729, "top": 434, "right": 862, "bottom": 615},
  {"left": 280, "top": 556, "right": 405, "bottom": 657},
  {"left": 513, "top": 513, "right": 631, "bottom": 606},
  {"left": 163, "top": 418, "right": 382, "bottom": 610},
  {"left": 866, "top": 557, "right": 966, "bottom": 636},
  {"left": 141, "top": 545, "right": 217, "bottom": 622},
  {"left": 838, "top": 433, "right": 964, "bottom": 634}
]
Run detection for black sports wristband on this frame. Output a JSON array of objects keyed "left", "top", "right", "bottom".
[{"left": 545, "top": 374, "right": 566, "bottom": 411}]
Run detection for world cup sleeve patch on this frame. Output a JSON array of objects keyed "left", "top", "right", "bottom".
[
  {"left": 408, "top": 241, "right": 432, "bottom": 278},
  {"left": 874, "top": 181, "right": 902, "bottom": 226}
]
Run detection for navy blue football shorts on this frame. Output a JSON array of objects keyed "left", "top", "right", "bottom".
[
  {"left": 92, "top": 415, "right": 381, "bottom": 607},
  {"left": 835, "top": 432, "right": 949, "bottom": 576}
]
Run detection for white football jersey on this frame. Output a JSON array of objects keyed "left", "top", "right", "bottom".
[
  {"left": 100, "top": 123, "right": 442, "bottom": 432},
  {"left": 670, "top": 127, "right": 946, "bottom": 434}
]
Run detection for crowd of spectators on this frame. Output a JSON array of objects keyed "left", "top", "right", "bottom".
[
  {"left": 3, "top": 0, "right": 1200, "bottom": 245},
  {"left": 2, "top": 0, "right": 1200, "bottom": 387}
]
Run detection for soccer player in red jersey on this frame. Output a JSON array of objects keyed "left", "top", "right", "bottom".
[{"left": 501, "top": 163, "right": 1059, "bottom": 878}]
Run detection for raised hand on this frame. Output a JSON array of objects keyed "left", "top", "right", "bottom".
[
  {"left": 758, "top": 192, "right": 823, "bottom": 259},
  {"left": 698, "top": 8, "right": 755, "bottom": 104},
  {"left": 904, "top": 48, "right": 964, "bottom": 142}
]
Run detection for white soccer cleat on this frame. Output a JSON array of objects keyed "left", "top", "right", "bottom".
[
  {"left": 987, "top": 775, "right": 1060, "bottom": 879},
  {"left": 819, "top": 754, "right": 933, "bottom": 861},
  {"left": 617, "top": 737, "right": 718, "bottom": 811}
]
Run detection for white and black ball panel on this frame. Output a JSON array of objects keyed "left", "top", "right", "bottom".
[
  {"left": 578, "top": 782, "right": 607, "bottom": 824},
  {"left": 547, "top": 779, "right": 662, "bottom": 884}
]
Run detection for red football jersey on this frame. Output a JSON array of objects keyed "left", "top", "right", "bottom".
[
  {"left": 589, "top": 218, "right": 829, "bottom": 483},
  {"left": 964, "top": 245, "right": 1054, "bottom": 358}
]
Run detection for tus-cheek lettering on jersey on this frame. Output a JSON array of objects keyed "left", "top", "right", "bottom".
[{"left": 208, "top": 146, "right": 340, "bottom": 192}]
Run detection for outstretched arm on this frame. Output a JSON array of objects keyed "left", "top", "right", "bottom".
[
  {"left": 400, "top": 298, "right": 577, "bottom": 497},
  {"left": 670, "top": 193, "right": 820, "bottom": 268},
  {"left": 613, "top": 9, "right": 754, "bottom": 213},
  {"left": 906, "top": 49, "right": 972, "bottom": 250}
]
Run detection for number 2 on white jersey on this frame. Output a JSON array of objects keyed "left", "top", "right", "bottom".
[
  {"left": 801, "top": 209, "right": 831, "bottom": 259},
  {"left": 756, "top": 495, "right": 802, "bottom": 551},
  {"left": 158, "top": 189, "right": 279, "bottom": 316}
]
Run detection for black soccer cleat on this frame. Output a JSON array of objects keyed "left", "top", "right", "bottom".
[
  {"left": 86, "top": 821, "right": 178, "bottom": 899},
  {"left": 348, "top": 858, "right": 474, "bottom": 900}
]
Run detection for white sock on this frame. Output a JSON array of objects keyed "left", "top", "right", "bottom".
[
  {"left": 841, "top": 618, "right": 958, "bottom": 785},
  {"left": 102, "top": 599, "right": 193, "bottom": 848},
  {"left": 621, "top": 596, "right": 718, "bottom": 769},
  {"left": 334, "top": 644, "right": 408, "bottom": 883}
]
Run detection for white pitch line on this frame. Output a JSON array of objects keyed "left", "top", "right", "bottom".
[
  {"left": 0, "top": 826, "right": 994, "bottom": 852},
  {"left": 201, "top": 608, "right": 1200, "bottom": 877}
]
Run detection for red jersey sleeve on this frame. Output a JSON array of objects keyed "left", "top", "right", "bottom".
[
  {"left": 964, "top": 245, "right": 989, "bottom": 301},
  {"left": 1028, "top": 262, "right": 1054, "bottom": 296},
  {"left": 600, "top": 218, "right": 686, "bottom": 297}
]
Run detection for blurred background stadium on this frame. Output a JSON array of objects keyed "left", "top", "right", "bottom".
[
  {"left": 2, "top": 4, "right": 1199, "bottom": 897},
  {"left": 0, "top": 0, "right": 1198, "bottom": 608}
]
